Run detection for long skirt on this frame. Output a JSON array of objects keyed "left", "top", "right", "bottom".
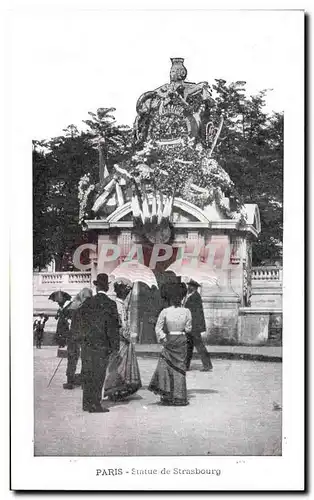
[
  {"left": 54, "top": 317, "right": 69, "bottom": 348},
  {"left": 148, "top": 334, "right": 188, "bottom": 406},
  {"left": 102, "top": 341, "right": 142, "bottom": 401}
]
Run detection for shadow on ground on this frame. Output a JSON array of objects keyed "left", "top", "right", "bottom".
[
  {"left": 188, "top": 389, "right": 219, "bottom": 395},
  {"left": 103, "top": 394, "right": 144, "bottom": 408}
]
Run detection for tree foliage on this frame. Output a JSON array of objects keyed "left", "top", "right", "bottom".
[
  {"left": 33, "top": 127, "right": 99, "bottom": 270},
  {"left": 83, "top": 107, "right": 133, "bottom": 174},
  {"left": 210, "top": 80, "right": 283, "bottom": 263},
  {"left": 33, "top": 85, "right": 283, "bottom": 270}
]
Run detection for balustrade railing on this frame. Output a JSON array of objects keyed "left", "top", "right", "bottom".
[
  {"left": 251, "top": 266, "right": 282, "bottom": 281},
  {"left": 68, "top": 272, "right": 91, "bottom": 284},
  {"left": 35, "top": 267, "right": 282, "bottom": 290},
  {"left": 41, "top": 273, "right": 63, "bottom": 284},
  {"left": 34, "top": 271, "right": 92, "bottom": 289}
]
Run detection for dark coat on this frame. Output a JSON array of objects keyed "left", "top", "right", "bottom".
[
  {"left": 68, "top": 308, "right": 83, "bottom": 343},
  {"left": 55, "top": 305, "right": 71, "bottom": 347},
  {"left": 80, "top": 292, "right": 120, "bottom": 352},
  {"left": 184, "top": 291, "right": 206, "bottom": 334}
]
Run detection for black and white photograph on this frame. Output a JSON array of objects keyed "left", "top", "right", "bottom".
[{"left": 9, "top": 4, "right": 304, "bottom": 492}]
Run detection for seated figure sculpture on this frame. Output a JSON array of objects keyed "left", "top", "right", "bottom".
[
  {"left": 86, "top": 59, "right": 235, "bottom": 243},
  {"left": 134, "top": 58, "right": 215, "bottom": 146}
]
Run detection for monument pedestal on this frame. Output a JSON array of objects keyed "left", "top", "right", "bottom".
[
  {"left": 86, "top": 198, "right": 261, "bottom": 345},
  {"left": 202, "top": 291, "right": 241, "bottom": 344},
  {"left": 82, "top": 57, "right": 263, "bottom": 346},
  {"left": 238, "top": 307, "right": 282, "bottom": 346}
]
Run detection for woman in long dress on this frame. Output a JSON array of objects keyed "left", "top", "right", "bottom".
[
  {"left": 102, "top": 281, "right": 142, "bottom": 401},
  {"left": 148, "top": 283, "right": 192, "bottom": 406},
  {"left": 54, "top": 297, "right": 72, "bottom": 348}
]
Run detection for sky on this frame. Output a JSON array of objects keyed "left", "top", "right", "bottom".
[{"left": 9, "top": 9, "right": 302, "bottom": 140}]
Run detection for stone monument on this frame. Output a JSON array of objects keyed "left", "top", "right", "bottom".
[{"left": 83, "top": 58, "right": 261, "bottom": 344}]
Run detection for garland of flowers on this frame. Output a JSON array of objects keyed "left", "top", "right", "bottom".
[
  {"left": 77, "top": 137, "right": 247, "bottom": 227},
  {"left": 128, "top": 138, "right": 247, "bottom": 224},
  {"left": 78, "top": 174, "right": 95, "bottom": 224}
]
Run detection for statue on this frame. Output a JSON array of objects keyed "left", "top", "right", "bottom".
[
  {"left": 83, "top": 58, "right": 244, "bottom": 242},
  {"left": 134, "top": 58, "right": 216, "bottom": 147}
]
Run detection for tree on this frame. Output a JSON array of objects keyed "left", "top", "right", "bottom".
[
  {"left": 83, "top": 108, "right": 133, "bottom": 178},
  {"left": 33, "top": 111, "right": 134, "bottom": 271},
  {"left": 33, "top": 92, "right": 283, "bottom": 270},
  {"left": 33, "top": 128, "right": 99, "bottom": 270},
  {"left": 33, "top": 141, "right": 54, "bottom": 270},
  {"left": 210, "top": 80, "right": 283, "bottom": 264}
]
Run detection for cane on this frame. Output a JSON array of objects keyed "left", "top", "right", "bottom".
[{"left": 47, "top": 357, "right": 64, "bottom": 388}]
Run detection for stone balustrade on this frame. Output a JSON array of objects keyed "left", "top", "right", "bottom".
[
  {"left": 252, "top": 266, "right": 282, "bottom": 281},
  {"left": 33, "top": 268, "right": 282, "bottom": 307},
  {"left": 35, "top": 267, "right": 282, "bottom": 288},
  {"left": 34, "top": 272, "right": 92, "bottom": 287},
  {"left": 41, "top": 273, "right": 63, "bottom": 284},
  {"left": 68, "top": 273, "right": 92, "bottom": 284},
  {"left": 33, "top": 272, "right": 93, "bottom": 320},
  {"left": 250, "top": 266, "right": 282, "bottom": 309}
]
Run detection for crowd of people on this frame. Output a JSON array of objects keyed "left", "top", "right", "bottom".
[{"left": 47, "top": 273, "right": 213, "bottom": 413}]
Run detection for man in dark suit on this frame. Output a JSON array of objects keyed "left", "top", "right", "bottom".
[
  {"left": 81, "top": 273, "right": 120, "bottom": 413},
  {"left": 183, "top": 279, "right": 213, "bottom": 372}
]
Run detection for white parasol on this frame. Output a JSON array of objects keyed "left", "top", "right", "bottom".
[
  {"left": 166, "top": 260, "right": 219, "bottom": 287},
  {"left": 110, "top": 261, "right": 159, "bottom": 289}
]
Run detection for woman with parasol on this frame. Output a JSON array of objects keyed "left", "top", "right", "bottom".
[
  {"left": 102, "top": 279, "right": 142, "bottom": 401},
  {"left": 49, "top": 291, "right": 72, "bottom": 348},
  {"left": 102, "top": 261, "right": 160, "bottom": 401}
]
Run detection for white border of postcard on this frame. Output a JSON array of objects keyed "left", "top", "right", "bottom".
[{"left": 9, "top": 4, "right": 304, "bottom": 491}]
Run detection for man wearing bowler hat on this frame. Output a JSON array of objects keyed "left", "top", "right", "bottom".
[
  {"left": 183, "top": 279, "right": 213, "bottom": 372},
  {"left": 81, "top": 273, "right": 120, "bottom": 413}
]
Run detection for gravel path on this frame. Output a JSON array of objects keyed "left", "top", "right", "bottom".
[{"left": 34, "top": 348, "right": 282, "bottom": 456}]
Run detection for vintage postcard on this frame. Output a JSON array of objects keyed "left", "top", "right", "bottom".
[{"left": 10, "top": 5, "right": 304, "bottom": 492}]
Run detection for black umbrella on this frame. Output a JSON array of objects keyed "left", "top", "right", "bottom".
[{"left": 48, "top": 291, "right": 72, "bottom": 303}]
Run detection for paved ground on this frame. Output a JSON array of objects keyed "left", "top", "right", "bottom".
[
  {"left": 134, "top": 344, "right": 282, "bottom": 361},
  {"left": 34, "top": 347, "right": 282, "bottom": 457}
]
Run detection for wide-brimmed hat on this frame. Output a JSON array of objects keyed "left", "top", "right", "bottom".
[
  {"left": 187, "top": 279, "right": 201, "bottom": 288},
  {"left": 162, "top": 282, "right": 186, "bottom": 302},
  {"left": 114, "top": 280, "right": 132, "bottom": 291},
  {"left": 69, "top": 287, "right": 93, "bottom": 310},
  {"left": 93, "top": 273, "right": 110, "bottom": 288}
]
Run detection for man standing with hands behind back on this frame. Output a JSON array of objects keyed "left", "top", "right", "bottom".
[
  {"left": 81, "top": 273, "right": 120, "bottom": 413},
  {"left": 183, "top": 279, "right": 213, "bottom": 372}
]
